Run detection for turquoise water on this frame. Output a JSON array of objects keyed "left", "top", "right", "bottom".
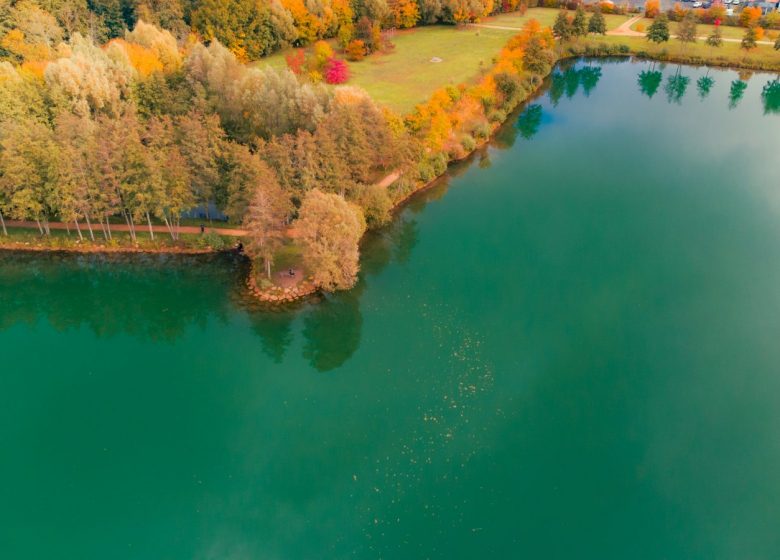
[{"left": 1, "top": 60, "right": 780, "bottom": 559}]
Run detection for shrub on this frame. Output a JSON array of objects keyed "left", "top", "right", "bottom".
[
  {"left": 324, "top": 58, "right": 349, "bottom": 84},
  {"left": 461, "top": 134, "right": 477, "bottom": 151},
  {"left": 488, "top": 109, "right": 507, "bottom": 123},
  {"left": 199, "top": 231, "right": 226, "bottom": 250},
  {"left": 472, "top": 121, "right": 492, "bottom": 139},
  {"left": 430, "top": 152, "right": 448, "bottom": 175},
  {"left": 345, "top": 39, "right": 366, "bottom": 61}
]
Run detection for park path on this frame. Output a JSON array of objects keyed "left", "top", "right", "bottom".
[
  {"left": 3, "top": 171, "right": 402, "bottom": 239},
  {"left": 607, "top": 15, "right": 645, "bottom": 37},
  {"left": 4, "top": 220, "right": 249, "bottom": 236},
  {"left": 607, "top": 16, "right": 775, "bottom": 45}
]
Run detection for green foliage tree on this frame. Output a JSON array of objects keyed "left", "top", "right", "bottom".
[
  {"left": 741, "top": 26, "right": 757, "bottom": 53},
  {"left": 647, "top": 14, "right": 670, "bottom": 45},
  {"left": 587, "top": 7, "right": 606, "bottom": 35},
  {"left": 572, "top": 5, "right": 587, "bottom": 38},
  {"left": 553, "top": 10, "right": 572, "bottom": 41}
]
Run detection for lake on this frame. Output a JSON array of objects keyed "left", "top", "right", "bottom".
[{"left": 1, "top": 59, "right": 779, "bottom": 559}]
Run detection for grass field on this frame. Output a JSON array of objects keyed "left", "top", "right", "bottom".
[
  {"left": 257, "top": 8, "right": 630, "bottom": 113},
  {"left": 486, "top": 10, "right": 631, "bottom": 30},
  {"left": 630, "top": 17, "right": 780, "bottom": 41}
]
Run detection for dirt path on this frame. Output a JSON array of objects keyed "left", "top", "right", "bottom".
[
  {"left": 5, "top": 171, "right": 402, "bottom": 239},
  {"left": 607, "top": 15, "right": 645, "bottom": 37},
  {"left": 5, "top": 220, "right": 248, "bottom": 236},
  {"left": 607, "top": 16, "right": 775, "bottom": 45}
]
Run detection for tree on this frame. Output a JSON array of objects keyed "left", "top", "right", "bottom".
[
  {"left": 776, "top": 35, "right": 780, "bottom": 51},
  {"left": 706, "top": 25, "right": 723, "bottom": 52},
  {"left": 0, "top": 119, "right": 61, "bottom": 235},
  {"left": 523, "top": 34, "right": 556, "bottom": 75},
  {"left": 676, "top": 11, "right": 697, "bottom": 51},
  {"left": 553, "top": 10, "right": 572, "bottom": 41},
  {"left": 645, "top": 0, "right": 660, "bottom": 18},
  {"left": 324, "top": 57, "right": 349, "bottom": 84},
  {"left": 587, "top": 7, "right": 606, "bottom": 35},
  {"left": 741, "top": 26, "right": 757, "bottom": 53},
  {"left": 647, "top": 14, "right": 670, "bottom": 44},
  {"left": 739, "top": 6, "right": 761, "bottom": 28},
  {"left": 297, "top": 189, "right": 367, "bottom": 291},
  {"left": 242, "top": 167, "right": 291, "bottom": 279},
  {"left": 572, "top": 5, "right": 587, "bottom": 38}
]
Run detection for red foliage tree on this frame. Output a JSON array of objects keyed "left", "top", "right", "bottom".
[
  {"left": 324, "top": 57, "right": 349, "bottom": 84},
  {"left": 285, "top": 49, "right": 306, "bottom": 74}
]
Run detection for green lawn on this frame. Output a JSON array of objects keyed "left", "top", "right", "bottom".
[
  {"left": 486, "top": 9, "right": 631, "bottom": 30},
  {"left": 0, "top": 227, "right": 230, "bottom": 251},
  {"left": 257, "top": 8, "right": 630, "bottom": 113}
]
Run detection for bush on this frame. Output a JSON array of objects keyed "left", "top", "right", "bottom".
[
  {"left": 198, "top": 231, "right": 226, "bottom": 250},
  {"left": 472, "top": 121, "right": 491, "bottom": 139},
  {"left": 430, "top": 152, "right": 448, "bottom": 175},
  {"left": 460, "top": 134, "right": 477, "bottom": 151},
  {"left": 488, "top": 108, "right": 507, "bottom": 123},
  {"left": 345, "top": 39, "right": 366, "bottom": 61},
  {"left": 324, "top": 58, "right": 349, "bottom": 84},
  {"left": 418, "top": 161, "right": 436, "bottom": 182}
]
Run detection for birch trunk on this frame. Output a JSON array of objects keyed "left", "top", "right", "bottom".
[
  {"left": 84, "top": 213, "right": 95, "bottom": 241},
  {"left": 74, "top": 220, "right": 83, "bottom": 241},
  {"left": 0, "top": 210, "right": 6, "bottom": 236},
  {"left": 146, "top": 212, "right": 154, "bottom": 240}
]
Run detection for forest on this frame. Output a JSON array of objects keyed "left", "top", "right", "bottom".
[{"left": 0, "top": 0, "right": 556, "bottom": 291}]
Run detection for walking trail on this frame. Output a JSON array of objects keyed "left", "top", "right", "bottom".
[
  {"left": 607, "top": 15, "right": 774, "bottom": 45},
  {"left": 3, "top": 171, "right": 402, "bottom": 239}
]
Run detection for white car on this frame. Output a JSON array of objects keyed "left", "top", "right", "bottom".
[{"left": 693, "top": 1, "right": 702, "bottom": 6}]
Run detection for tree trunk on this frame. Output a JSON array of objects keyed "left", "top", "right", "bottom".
[
  {"left": 84, "top": 213, "right": 95, "bottom": 241},
  {"left": 162, "top": 215, "right": 175, "bottom": 241},
  {"left": 146, "top": 212, "right": 154, "bottom": 240},
  {"left": 0, "top": 210, "right": 7, "bottom": 236},
  {"left": 175, "top": 217, "right": 181, "bottom": 240},
  {"left": 105, "top": 217, "right": 112, "bottom": 240},
  {"left": 74, "top": 220, "right": 83, "bottom": 241},
  {"left": 35, "top": 219, "right": 43, "bottom": 236},
  {"left": 42, "top": 217, "right": 50, "bottom": 236},
  {"left": 65, "top": 222, "right": 70, "bottom": 236},
  {"left": 266, "top": 258, "right": 272, "bottom": 279}
]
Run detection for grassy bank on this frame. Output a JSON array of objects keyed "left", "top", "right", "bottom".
[
  {"left": 576, "top": 34, "right": 780, "bottom": 72},
  {"left": 0, "top": 227, "right": 233, "bottom": 254}
]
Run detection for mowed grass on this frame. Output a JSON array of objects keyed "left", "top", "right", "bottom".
[
  {"left": 630, "top": 17, "right": 780, "bottom": 41},
  {"left": 257, "top": 8, "right": 630, "bottom": 113},
  {"left": 486, "top": 9, "right": 631, "bottom": 30}
]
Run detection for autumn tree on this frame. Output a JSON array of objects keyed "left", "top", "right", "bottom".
[
  {"left": 645, "top": 0, "right": 660, "bottom": 18},
  {"left": 739, "top": 6, "right": 761, "bottom": 29},
  {"left": 242, "top": 166, "right": 291, "bottom": 278},
  {"left": 676, "top": 11, "right": 697, "bottom": 52},
  {"left": 297, "top": 189, "right": 367, "bottom": 291},
  {"left": 0, "top": 119, "right": 61, "bottom": 235}
]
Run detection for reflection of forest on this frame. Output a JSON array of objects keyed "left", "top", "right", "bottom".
[{"left": 0, "top": 252, "right": 244, "bottom": 341}]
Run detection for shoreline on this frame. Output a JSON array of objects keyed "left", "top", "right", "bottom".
[{"left": 3, "top": 40, "right": 777, "bottom": 303}]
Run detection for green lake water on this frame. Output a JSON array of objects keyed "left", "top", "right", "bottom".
[{"left": 2, "top": 60, "right": 780, "bottom": 559}]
